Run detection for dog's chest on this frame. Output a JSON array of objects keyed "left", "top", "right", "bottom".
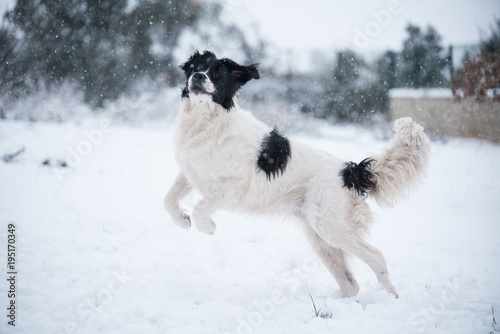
[
  {"left": 176, "top": 131, "right": 258, "bottom": 192},
  {"left": 173, "top": 105, "right": 271, "bottom": 196}
]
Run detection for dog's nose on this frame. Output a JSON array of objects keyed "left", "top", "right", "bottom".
[{"left": 192, "top": 72, "right": 205, "bottom": 83}]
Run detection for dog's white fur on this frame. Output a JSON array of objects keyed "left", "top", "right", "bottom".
[{"left": 164, "top": 91, "right": 430, "bottom": 298}]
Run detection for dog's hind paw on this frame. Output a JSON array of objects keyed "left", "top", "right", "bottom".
[{"left": 195, "top": 217, "right": 216, "bottom": 235}]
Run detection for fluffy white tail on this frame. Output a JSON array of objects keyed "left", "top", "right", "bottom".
[{"left": 370, "top": 117, "right": 431, "bottom": 208}]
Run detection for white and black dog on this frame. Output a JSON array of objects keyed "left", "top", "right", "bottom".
[{"left": 164, "top": 50, "right": 430, "bottom": 298}]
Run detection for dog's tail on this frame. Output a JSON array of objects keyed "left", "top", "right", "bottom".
[{"left": 340, "top": 117, "right": 431, "bottom": 208}]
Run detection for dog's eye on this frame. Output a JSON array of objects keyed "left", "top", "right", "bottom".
[{"left": 212, "top": 72, "right": 221, "bottom": 79}]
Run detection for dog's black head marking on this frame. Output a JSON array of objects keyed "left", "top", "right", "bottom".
[
  {"left": 257, "top": 128, "right": 291, "bottom": 181},
  {"left": 180, "top": 50, "right": 259, "bottom": 110}
]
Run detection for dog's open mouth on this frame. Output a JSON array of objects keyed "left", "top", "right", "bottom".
[{"left": 190, "top": 85, "right": 212, "bottom": 96}]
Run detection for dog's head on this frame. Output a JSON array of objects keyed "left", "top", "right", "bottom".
[{"left": 180, "top": 50, "right": 259, "bottom": 110}]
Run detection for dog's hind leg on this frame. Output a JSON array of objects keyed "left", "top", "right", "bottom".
[
  {"left": 303, "top": 224, "right": 360, "bottom": 298},
  {"left": 340, "top": 237, "right": 398, "bottom": 297}
]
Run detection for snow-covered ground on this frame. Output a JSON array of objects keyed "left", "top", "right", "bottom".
[{"left": 0, "top": 115, "right": 499, "bottom": 334}]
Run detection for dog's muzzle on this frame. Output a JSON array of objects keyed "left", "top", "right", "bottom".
[{"left": 189, "top": 72, "right": 213, "bottom": 95}]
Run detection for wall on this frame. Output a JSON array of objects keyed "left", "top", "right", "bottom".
[{"left": 389, "top": 91, "right": 500, "bottom": 143}]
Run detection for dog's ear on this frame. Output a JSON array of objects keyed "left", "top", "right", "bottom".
[
  {"left": 230, "top": 63, "right": 260, "bottom": 85},
  {"left": 245, "top": 63, "right": 260, "bottom": 79}
]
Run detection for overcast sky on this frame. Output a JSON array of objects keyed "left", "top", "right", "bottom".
[
  {"left": 1, "top": 0, "right": 498, "bottom": 55},
  {"left": 221, "top": 0, "right": 499, "bottom": 53}
]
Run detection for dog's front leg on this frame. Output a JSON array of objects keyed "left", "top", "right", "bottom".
[
  {"left": 192, "top": 197, "right": 224, "bottom": 235},
  {"left": 164, "top": 172, "right": 192, "bottom": 230}
]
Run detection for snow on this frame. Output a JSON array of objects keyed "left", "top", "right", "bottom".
[
  {"left": 487, "top": 88, "right": 500, "bottom": 98},
  {"left": 1, "top": 113, "right": 499, "bottom": 334},
  {"left": 389, "top": 88, "right": 453, "bottom": 99}
]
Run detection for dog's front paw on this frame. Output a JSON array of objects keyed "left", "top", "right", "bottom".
[
  {"left": 195, "top": 217, "right": 216, "bottom": 235},
  {"left": 171, "top": 210, "right": 191, "bottom": 230}
]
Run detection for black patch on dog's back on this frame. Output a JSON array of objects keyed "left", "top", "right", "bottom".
[
  {"left": 339, "top": 158, "right": 376, "bottom": 196},
  {"left": 257, "top": 128, "right": 291, "bottom": 180}
]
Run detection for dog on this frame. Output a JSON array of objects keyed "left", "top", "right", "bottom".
[{"left": 164, "top": 50, "right": 431, "bottom": 298}]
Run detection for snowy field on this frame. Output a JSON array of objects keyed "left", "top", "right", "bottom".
[{"left": 0, "top": 115, "right": 499, "bottom": 334}]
